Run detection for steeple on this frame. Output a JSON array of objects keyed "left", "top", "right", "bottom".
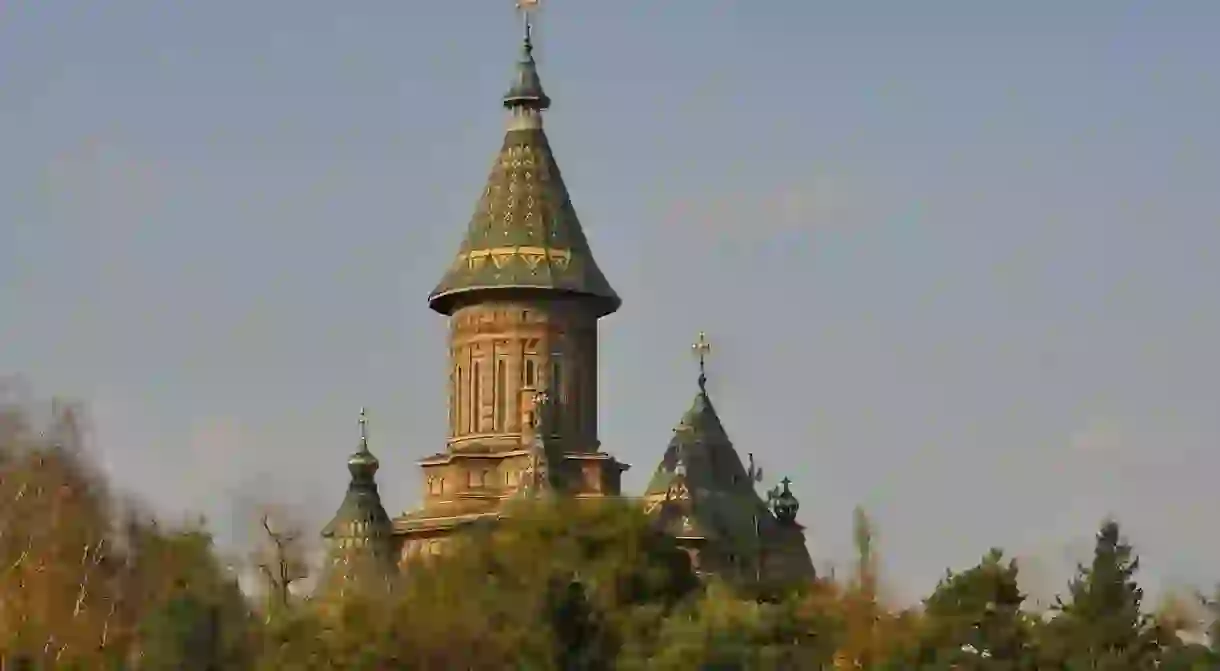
[
  {"left": 394, "top": 6, "right": 631, "bottom": 558},
  {"left": 645, "top": 334, "right": 754, "bottom": 499},
  {"left": 321, "top": 409, "right": 394, "bottom": 562},
  {"left": 502, "top": 22, "right": 550, "bottom": 111},
  {"left": 428, "top": 8, "right": 619, "bottom": 317}
]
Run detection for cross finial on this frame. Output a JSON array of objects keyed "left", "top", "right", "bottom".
[
  {"left": 781, "top": 476, "right": 792, "bottom": 490},
  {"left": 516, "top": 0, "right": 540, "bottom": 47},
  {"left": 692, "top": 331, "right": 712, "bottom": 390},
  {"left": 357, "top": 407, "right": 368, "bottom": 448}
]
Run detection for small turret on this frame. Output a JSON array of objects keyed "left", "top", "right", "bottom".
[
  {"left": 502, "top": 25, "right": 551, "bottom": 111},
  {"left": 771, "top": 477, "right": 800, "bottom": 526},
  {"left": 320, "top": 409, "right": 395, "bottom": 585}
]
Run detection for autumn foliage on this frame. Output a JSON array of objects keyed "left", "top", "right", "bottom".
[{"left": 1, "top": 395, "right": 1217, "bottom": 669}]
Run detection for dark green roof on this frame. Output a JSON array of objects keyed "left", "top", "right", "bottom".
[
  {"left": 502, "top": 30, "right": 550, "bottom": 110},
  {"left": 644, "top": 387, "right": 752, "bottom": 497},
  {"left": 428, "top": 34, "right": 619, "bottom": 317},
  {"left": 321, "top": 440, "right": 393, "bottom": 546},
  {"left": 646, "top": 383, "right": 779, "bottom": 554}
]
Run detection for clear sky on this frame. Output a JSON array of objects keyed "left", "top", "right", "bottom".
[{"left": 2, "top": 1, "right": 1218, "bottom": 606}]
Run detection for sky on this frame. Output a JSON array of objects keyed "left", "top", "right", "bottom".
[{"left": 2, "top": 0, "right": 1219, "bottom": 606}]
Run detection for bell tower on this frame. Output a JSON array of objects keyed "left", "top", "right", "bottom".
[{"left": 394, "top": 6, "right": 630, "bottom": 561}]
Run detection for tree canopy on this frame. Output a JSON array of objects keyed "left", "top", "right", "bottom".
[{"left": 2, "top": 395, "right": 1216, "bottom": 669}]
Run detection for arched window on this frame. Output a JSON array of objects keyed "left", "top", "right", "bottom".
[
  {"left": 495, "top": 358, "right": 507, "bottom": 431},
  {"left": 471, "top": 361, "right": 481, "bottom": 433},
  {"left": 449, "top": 368, "right": 458, "bottom": 434},
  {"left": 455, "top": 366, "right": 463, "bottom": 435}
]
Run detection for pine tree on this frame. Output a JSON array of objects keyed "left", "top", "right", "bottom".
[
  {"left": 907, "top": 549, "right": 1037, "bottom": 669},
  {"left": 1040, "top": 519, "right": 1161, "bottom": 670}
]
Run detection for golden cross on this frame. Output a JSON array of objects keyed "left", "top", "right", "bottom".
[
  {"left": 691, "top": 331, "right": 711, "bottom": 387},
  {"left": 516, "top": 0, "right": 540, "bottom": 42}
]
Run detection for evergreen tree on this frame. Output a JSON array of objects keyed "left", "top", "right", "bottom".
[
  {"left": 1039, "top": 519, "right": 1161, "bottom": 670},
  {"left": 904, "top": 549, "right": 1037, "bottom": 669}
]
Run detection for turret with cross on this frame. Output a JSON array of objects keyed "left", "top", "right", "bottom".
[
  {"left": 322, "top": 407, "right": 393, "bottom": 571},
  {"left": 692, "top": 331, "right": 712, "bottom": 391}
]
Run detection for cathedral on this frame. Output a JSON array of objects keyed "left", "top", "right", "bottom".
[{"left": 320, "top": 17, "right": 814, "bottom": 586}]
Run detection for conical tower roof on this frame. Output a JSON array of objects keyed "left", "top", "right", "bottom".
[
  {"left": 644, "top": 379, "right": 753, "bottom": 499},
  {"left": 645, "top": 340, "right": 778, "bottom": 558},
  {"left": 428, "top": 27, "right": 620, "bottom": 317},
  {"left": 321, "top": 409, "right": 393, "bottom": 554}
]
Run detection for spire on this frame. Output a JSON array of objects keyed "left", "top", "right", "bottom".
[
  {"left": 503, "top": 16, "right": 550, "bottom": 111},
  {"left": 644, "top": 332, "right": 751, "bottom": 497},
  {"left": 428, "top": 4, "right": 620, "bottom": 317},
  {"left": 692, "top": 331, "right": 711, "bottom": 392},
  {"left": 321, "top": 408, "right": 393, "bottom": 559},
  {"left": 347, "top": 407, "right": 377, "bottom": 478}
]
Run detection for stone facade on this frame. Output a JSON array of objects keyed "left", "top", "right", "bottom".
[{"left": 395, "top": 299, "right": 627, "bottom": 564}]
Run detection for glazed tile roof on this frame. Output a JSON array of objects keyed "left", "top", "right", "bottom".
[{"left": 428, "top": 33, "right": 619, "bottom": 317}]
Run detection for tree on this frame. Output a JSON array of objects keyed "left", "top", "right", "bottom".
[
  {"left": 0, "top": 400, "right": 121, "bottom": 668},
  {"left": 625, "top": 579, "right": 841, "bottom": 670},
  {"left": 131, "top": 523, "right": 254, "bottom": 671},
  {"left": 401, "top": 498, "right": 700, "bottom": 669},
  {"left": 1039, "top": 519, "right": 1161, "bottom": 670},
  {"left": 827, "top": 507, "right": 919, "bottom": 669},
  {"left": 902, "top": 549, "right": 1036, "bottom": 669},
  {"left": 252, "top": 512, "right": 309, "bottom": 621}
]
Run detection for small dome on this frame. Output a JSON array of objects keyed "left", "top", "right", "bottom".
[
  {"left": 772, "top": 477, "right": 800, "bottom": 525},
  {"left": 348, "top": 447, "right": 379, "bottom": 477}
]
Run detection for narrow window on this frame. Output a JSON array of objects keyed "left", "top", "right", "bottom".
[
  {"left": 455, "top": 366, "right": 464, "bottom": 435},
  {"left": 449, "top": 368, "right": 457, "bottom": 435},
  {"left": 524, "top": 359, "right": 536, "bottom": 387},
  {"left": 495, "top": 358, "right": 507, "bottom": 431},
  {"left": 571, "top": 365, "right": 580, "bottom": 437},
  {"left": 471, "top": 361, "right": 481, "bottom": 433}
]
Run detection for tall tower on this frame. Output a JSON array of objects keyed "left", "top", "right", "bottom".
[{"left": 395, "top": 12, "right": 629, "bottom": 562}]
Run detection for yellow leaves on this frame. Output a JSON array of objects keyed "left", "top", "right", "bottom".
[{"left": 0, "top": 402, "right": 116, "bottom": 663}]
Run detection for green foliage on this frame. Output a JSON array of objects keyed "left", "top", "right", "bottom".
[
  {"left": 10, "top": 395, "right": 1220, "bottom": 669},
  {"left": 623, "top": 581, "right": 836, "bottom": 670},
  {"left": 1039, "top": 519, "right": 1163, "bottom": 670},
  {"left": 902, "top": 549, "right": 1037, "bottom": 669}
]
